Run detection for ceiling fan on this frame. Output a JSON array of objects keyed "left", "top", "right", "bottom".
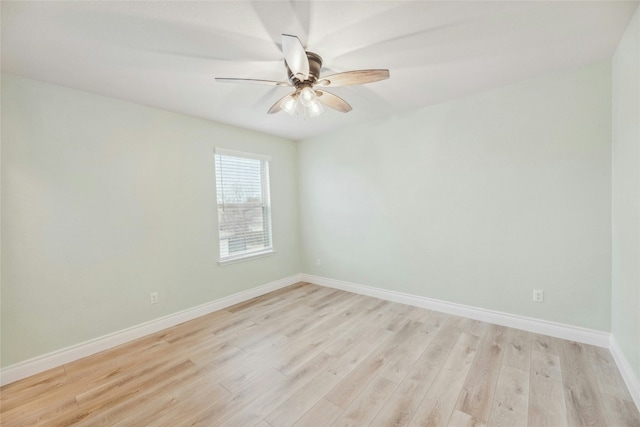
[{"left": 216, "top": 34, "right": 390, "bottom": 118}]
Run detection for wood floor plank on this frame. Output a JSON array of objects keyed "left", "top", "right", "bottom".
[
  {"left": 486, "top": 365, "right": 529, "bottom": 427},
  {"left": 292, "top": 398, "right": 343, "bottom": 427},
  {"left": 447, "top": 409, "right": 486, "bottom": 427},
  {"left": 325, "top": 319, "right": 428, "bottom": 409},
  {"left": 272, "top": 297, "right": 378, "bottom": 376},
  {"left": 187, "top": 340, "right": 246, "bottom": 368},
  {"left": 236, "top": 329, "right": 292, "bottom": 358},
  {"left": 528, "top": 349, "right": 568, "bottom": 427},
  {"left": 234, "top": 291, "right": 314, "bottom": 326},
  {"left": 585, "top": 344, "right": 634, "bottom": 401},
  {"left": 45, "top": 358, "right": 197, "bottom": 426},
  {"left": 326, "top": 326, "right": 395, "bottom": 380},
  {"left": 224, "top": 282, "right": 306, "bottom": 313},
  {"left": 455, "top": 324, "right": 507, "bottom": 423},
  {"left": 381, "top": 303, "right": 420, "bottom": 332},
  {"left": 331, "top": 375, "right": 398, "bottom": 426},
  {"left": 502, "top": 327, "right": 531, "bottom": 372},
  {"left": 531, "top": 332, "right": 558, "bottom": 355},
  {"left": 264, "top": 327, "right": 394, "bottom": 426},
  {"left": 272, "top": 328, "right": 341, "bottom": 375},
  {"left": 322, "top": 301, "right": 396, "bottom": 358},
  {"left": 371, "top": 315, "right": 467, "bottom": 427},
  {"left": 3, "top": 340, "right": 178, "bottom": 422},
  {"left": 2, "top": 282, "right": 638, "bottom": 427},
  {"left": 62, "top": 333, "right": 169, "bottom": 378},
  {"left": 600, "top": 393, "right": 640, "bottom": 427},
  {"left": 76, "top": 365, "right": 226, "bottom": 427},
  {"left": 304, "top": 287, "right": 348, "bottom": 308},
  {"left": 179, "top": 368, "right": 287, "bottom": 427},
  {"left": 263, "top": 369, "right": 347, "bottom": 427},
  {"left": 278, "top": 297, "right": 349, "bottom": 338},
  {"left": 216, "top": 347, "right": 286, "bottom": 393},
  {"left": 208, "top": 315, "right": 257, "bottom": 339},
  {"left": 377, "top": 318, "right": 438, "bottom": 384},
  {"left": 151, "top": 309, "right": 232, "bottom": 344},
  {"left": 555, "top": 338, "right": 610, "bottom": 427},
  {"left": 463, "top": 320, "right": 488, "bottom": 338},
  {"left": 324, "top": 349, "right": 391, "bottom": 409},
  {"left": 108, "top": 371, "right": 230, "bottom": 427},
  {"left": 218, "top": 351, "right": 338, "bottom": 427},
  {"left": 408, "top": 332, "right": 480, "bottom": 427},
  {"left": 0, "top": 366, "right": 70, "bottom": 412},
  {"left": 1, "top": 394, "right": 78, "bottom": 427},
  {"left": 253, "top": 290, "right": 331, "bottom": 329}
]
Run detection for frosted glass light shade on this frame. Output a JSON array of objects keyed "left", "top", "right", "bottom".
[
  {"left": 307, "top": 100, "right": 324, "bottom": 117},
  {"left": 299, "top": 87, "right": 317, "bottom": 107},
  {"left": 281, "top": 95, "right": 297, "bottom": 115}
]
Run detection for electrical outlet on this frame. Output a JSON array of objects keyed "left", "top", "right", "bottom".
[
  {"left": 533, "top": 289, "right": 544, "bottom": 303},
  {"left": 150, "top": 292, "right": 159, "bottom": 304},
  {"left": 316, "top": 258, "right": 321, "bottom": 267}
]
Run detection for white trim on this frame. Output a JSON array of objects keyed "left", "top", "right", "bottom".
[
  {"left": 219, "top": 249, "right": 276, "bottom": 266},
  {"left": 0, "top": 274, "right": 302, "bottom": 386},
  {"left": 610, "top": 335, "right": 640, "bottom": 408},
  {"left": 301, "top": 274, "right": 610, "bottom": 348},
  {"left": 214, "top": 147, "right": 271, "bottom": 161}
]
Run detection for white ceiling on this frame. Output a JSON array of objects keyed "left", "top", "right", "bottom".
[{"left": 2, "top": 1, "right": 637, "bottom": 141}]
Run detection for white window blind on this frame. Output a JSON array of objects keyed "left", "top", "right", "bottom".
[{"left": 214, "top": 149, "right": 273, "bottom": 263}]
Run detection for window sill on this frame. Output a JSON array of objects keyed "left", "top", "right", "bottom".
[{"left": 218, "top": 249, "right": 276, "bottom": 266}]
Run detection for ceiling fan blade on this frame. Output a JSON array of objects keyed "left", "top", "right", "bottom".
[
  {"left": 316, "top": 90, "right": 352, "bottom": 113},
  {"left": 251, "top": 2, "right": 310, "bottom": 52},
  {"left": 316, "top": 69, "right": 390, "bottom": 87},
  {"left": 281, "top": 34, "right": 309, "bottom": 80},
  {"left": 215, "top": 78, "right": 291, "bottom": 86},
  {"left": 268, "top": 92, "right": 296, "bottom": 114}
]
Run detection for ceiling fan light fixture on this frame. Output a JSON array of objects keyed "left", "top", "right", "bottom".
[
  {"left": 281, "top": 94, "right": 298, "bottom": 115},
  {"left": 299, "top": 86, "right": 317, "bottom": 107},
  {"left": 306, "top": 100, "right": 324, "bottom": 118}
]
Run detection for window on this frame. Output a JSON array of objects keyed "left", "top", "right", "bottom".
[{"left": 214, "top": 148, "right": 273, "bottom": 264}]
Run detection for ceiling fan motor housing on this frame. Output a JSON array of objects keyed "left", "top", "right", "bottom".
[{"left": 288, "top": 52, "right": 323, "bottom": 87}]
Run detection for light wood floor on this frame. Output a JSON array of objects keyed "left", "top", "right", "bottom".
[{"left": 2, "top": 282, "right": 639, "bottom": 426}]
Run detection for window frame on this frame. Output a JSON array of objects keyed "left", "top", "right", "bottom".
[{"left": 214, "top": 147, "right": 275, "bottom": 265}]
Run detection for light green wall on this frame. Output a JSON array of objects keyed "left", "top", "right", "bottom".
[
  {"left": 1, "top": 74, "right": 301, "bottom": 367},
  {"left": 612, "top": 6, "right": 640, "bottom": 381},
  {"left": 299, "top": 61, "right": 612, "bottom": 331},
  {"left": 0, "top": 53, "right": 628, "bottom": 369}
]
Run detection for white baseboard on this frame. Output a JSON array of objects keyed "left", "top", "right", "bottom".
[
  {"left": 301, "top": 274, "right": 610, "bottom": 348},
  {"left": 610, "top": 335, "right": 640, "bottom": 408},
  {"left": 0, "top": 274, "right": 302, "bottom": 386},
  {"left": 4, "top": 271, "right": 631, "bottom": 402}
]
